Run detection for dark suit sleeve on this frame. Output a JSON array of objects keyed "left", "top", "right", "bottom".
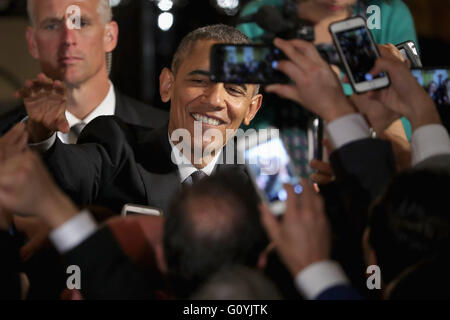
[
  {"left": 62, "top": 226, "right": 158, "bottom": 299},
  {"left": 320, "top": 138, "right": 395, "bottom": 294},
  {"left": 323, "top": 138, "right": 395, "bottom": 235},
  {"left": 43, "top": 116, "right": 136, "bottom": 207},
  {"left": 315, "top": 285, "right": 362, "bottom": 300},
  {"left": 0, "top": 230, "right": 22, "bottom": 299},
  {"left": 329, "top": 138, "right": 396, "bottom": 201},
  {"left": 0, "top": 106, "right": 27, "bottom": 136}
]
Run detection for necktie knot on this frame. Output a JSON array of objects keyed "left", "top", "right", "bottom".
[
  {"left": 69, "top": 122, "right": 86, "bottom": 144},
  {"left": 183, "top": 170, "right": 207, "bottom": 186},
  {"left": 71, "top": 122, "right": 86, "bottom": 137}
]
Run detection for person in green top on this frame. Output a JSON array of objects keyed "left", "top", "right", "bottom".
[{"left": 238, "top": 0, "right": 419, "bottom": 140}]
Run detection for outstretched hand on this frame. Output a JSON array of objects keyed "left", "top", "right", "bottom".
[
  {"left": 0, "top": 151, "right": 78, "bottom": 228},
  {"left": 260, "top": 179, "right": 331, "bottom": 277},
  {"left": 266, "top": 38, "right": 355, "bottom": 123},
  {"left": 15, "top": 73, "right": 69, "bottom": 142}
]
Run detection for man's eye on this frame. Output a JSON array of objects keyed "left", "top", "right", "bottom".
[
  {"left": 45, "top": 23, "right": 58, "bottom": 30},
  {"left": 227, "top": 86, "right": 245, "bottom": 96},
  {"left": 80, "top": 20, "right": 89, "bottom": 27},
  {"left": 191, "top": 79, "right": 208, "bottom": 85}
]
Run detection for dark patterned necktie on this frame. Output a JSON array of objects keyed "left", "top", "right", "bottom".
[
  {"left": 69, "top": 122, "right": 86, "bottom": 144},
  {"left": 182, "top": 170, "right": 207, "bottom": 186}
]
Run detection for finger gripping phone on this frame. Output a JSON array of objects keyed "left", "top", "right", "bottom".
[
  {"left": 329, "top": 16, "right": 390, "bottom": 93},
  {"left": 210, "top": 43, "right": 291, "bottom": 84},
  {"left": 396, "top": 40, "right": 422, "bottom": 68}
]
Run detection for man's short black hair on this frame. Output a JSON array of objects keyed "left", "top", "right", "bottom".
[
  {"left": 163, "top": 169, "right": 268, "bottom": 298},
  {"left": 171, "top": 24, "right": 252, "bottom": 75},
  {"left": 368, "top": 169, "right": 450, "bottom": 283}
]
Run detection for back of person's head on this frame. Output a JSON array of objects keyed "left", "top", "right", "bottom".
[
  {"left": 190, "top": 265, "right": 282, "bottom": 300},
  {"left": 386, "top": 250, "right": 450, "bottom": 300},
  {"left": 164, "top": 170, "right": 268, "bottom": 298},
  {"left": 368, "top": 169, "right": 450, "bottom": 284},
  {"left": 171, "top": 24, "right": 251, "bottom": 75}
]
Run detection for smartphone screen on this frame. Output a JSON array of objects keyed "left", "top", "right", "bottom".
[
  {"left": 411, "top": 68, "right": 450, "bottom": 106},
  {"left": 335, "top": 26, "right": 384, "bottom": 84},
  {"left": 210, "top": 44, "right": 290, "bottom": 84},
  {"left": 242, "top": 134, "right": 302, "bottom": 214}
]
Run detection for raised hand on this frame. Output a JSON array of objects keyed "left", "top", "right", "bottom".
[
  {"left": 368, "top": 49, "right": 441, "bottom": 130},
  {"left": 15, "top": 73, "right": 69, "bottom": 142},
  {"left": 0, "top": 151, "right": 77, "bottom": 228},
  {"left": 260, "top": 180, "right": 331, "bottom": 276},
  {"left": 266, "top": 38, "right": 355, "bottom": 123}
]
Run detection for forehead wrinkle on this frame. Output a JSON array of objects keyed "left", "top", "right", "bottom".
[{"left": 33, "top": 0, "right": 101, "bottom": 24}]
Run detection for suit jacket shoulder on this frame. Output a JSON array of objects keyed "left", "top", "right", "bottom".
[
  {"left": 44, "top": 115, "right": 174, "bottom": 213},
  {"left": 0, "top": 105, "right": 26, "bottom": 136},
  {"left": 114, "top": 89, "right": 169, "bottom": 129}
]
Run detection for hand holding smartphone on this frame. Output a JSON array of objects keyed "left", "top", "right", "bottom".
[
  {"left": 238, "top": 130, "right": 303, "bottom": 215},
  {"left": 329, "top": 16, "right": 390, "bottom": 93}
]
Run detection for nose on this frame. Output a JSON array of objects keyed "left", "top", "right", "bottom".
[
  {"left": 202, "top": 83, "right": 226, "bottom": 109},
  {"left": 61, "top": 22, "right": 77, "bottom": 47}
]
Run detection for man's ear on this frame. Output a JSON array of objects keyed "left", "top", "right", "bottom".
[
  {"left": 243, "top": 93, "right": 263, "bottom": 126},
  {"left": 160, "top": 68, "right": 175, "bottom": 103},
  {"left": 104, "top": 21, "right": 119, "bottom": 53},
  {"left": 26, "top": 27, "right": 39, "bottom": 59}
]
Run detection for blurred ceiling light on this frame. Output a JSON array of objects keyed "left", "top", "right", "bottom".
[
  {"left": 216, "top": 0, "right": 239, "bottom": 10},
  {"left": 110, "top": 0, "right": 121, "bottom": 7},
  {"left": 158, "top": 12, "right": 174, "bottom": 31},
  {"left": 158, "top": 0, "right": 173, "bottom": 11}
]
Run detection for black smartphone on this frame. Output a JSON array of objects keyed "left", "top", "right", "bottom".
[
  {"left": 210, "top": 43, "right": 290, "bottom": 84},
  {"left": 329, "top": 16, "right": 390, "bottom": 93},
  {"left": 396, "top": 40, "right": 422, "bottom": 68}
]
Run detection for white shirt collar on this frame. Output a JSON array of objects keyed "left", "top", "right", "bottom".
[
  {"left": 65, "top": 81, "right": 116, "bottom": 127},
  {"left": 168, "top": 133, "right": 222, "bottom": 183},
  {"left": 59, "top": 82, "right": 116, "bottom": 144}
]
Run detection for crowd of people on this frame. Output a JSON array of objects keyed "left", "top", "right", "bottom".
[{"left": 1, "top": 0, "right": 450, "bottom": 301}]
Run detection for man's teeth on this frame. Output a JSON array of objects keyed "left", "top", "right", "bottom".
[{"left": 192, "top": 113, "right": 220, "bottom": 126}]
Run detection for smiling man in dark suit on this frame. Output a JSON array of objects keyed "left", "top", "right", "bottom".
[
  {"left": 23, "top": 24, "right": 263, "bottom": 214},
  {"left": 0, "top": 0, "right": 168, "bottom": 140}
]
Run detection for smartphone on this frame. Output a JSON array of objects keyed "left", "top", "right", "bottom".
[
  {"left": 238, "top": 130, "right": 303, "bottom": 215},
  {"left": 329, "top": 16, "right": 390, "bottom": 93},
  {"left": 121, "top": 204, "right": 163, "bottom": 217},
  {"left": 411, "top": 68, "right": 450, "bottom": 106},
  {"left": 210, "top": 43, "right": 290, "bottom": 84},
  {"left": 396, "top": 40, "right": 422, "bottom": 68}
]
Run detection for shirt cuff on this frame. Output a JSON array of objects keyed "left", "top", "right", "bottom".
[
  {"left": 29, "top": 133, "right": 57, "bottom": 153},
  {"left": 49, "top": 210, "right": 98, "bottom": 254},
  {"left": 326, "top": 114, "right": 371, "bottom": 150},
  {"left": 411, "top": 124, "right": 450, "bottom": 166},
  {"left": 294, "top": 260, "right": 350, "bottom": 300}
]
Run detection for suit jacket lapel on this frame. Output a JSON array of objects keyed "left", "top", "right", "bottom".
[
  {"left": 134, "top": 123, "right": 181, "bottom": 214},
  {"left": 114, "top": 89, "right": 132, "bottom": 123}
]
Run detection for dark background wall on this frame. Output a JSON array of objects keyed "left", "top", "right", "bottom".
[{"left": 0, "top": 0, "right": 449, "bottom": 113}]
